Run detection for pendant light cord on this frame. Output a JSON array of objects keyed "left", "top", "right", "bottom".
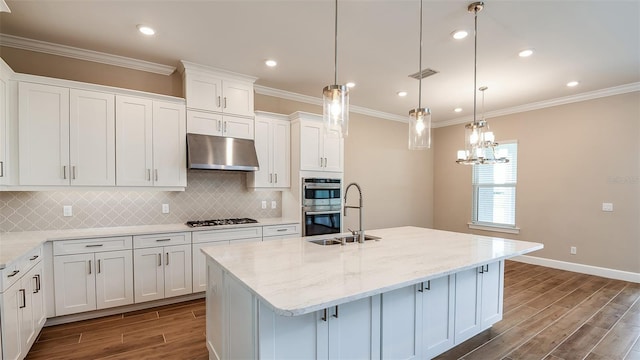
[
  {"left": 418, "top": 0, "right": 423, "bottom": 109},
  {"left": 473, "top": 6, "right": 478, "bottom": 124},
  {"left": 334, "top": 0, "right": 338, "bottom": 85}
]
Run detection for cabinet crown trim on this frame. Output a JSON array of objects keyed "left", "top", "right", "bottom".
[
  {"left": 288, "top": 111, "right": 322, "bottom": 122},
  {"left": 178, "top": 60, "right": 257, "bottom": 83}
]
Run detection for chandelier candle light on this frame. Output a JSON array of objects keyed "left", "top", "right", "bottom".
[
  {"left": 456, "top": 2, "right": 508, "bottom": 165},
  {"left": 323, "top": 0, "right": 349, "bottom": 137},
  {"left": 409, "top": 0, "right": 432, "bottom": 150}
]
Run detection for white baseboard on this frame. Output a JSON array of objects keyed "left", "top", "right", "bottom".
[
  {"left": 512, "top": 255, "right": 640, "bottom": 283},
  {"left": 45, "top": 292, "right": 205, "bottom": 327}
]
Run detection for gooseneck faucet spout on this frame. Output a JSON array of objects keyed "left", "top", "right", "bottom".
[{"left": 344, "top": 182, "right": 364, "bottom": 243}]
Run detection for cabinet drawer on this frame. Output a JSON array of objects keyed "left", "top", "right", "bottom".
[
  {"left": 53, "top": 236, "right": 133, "bottom": 255},
  {"left": 133, "top": 232, "right": 191, "bottom": 249},
  {"left": 0, "top": 245, "right": 43, "bottom": 292},
  {"left": 192, "top": 226, "right": 263, "bottom": 244},
  {"left": 263, "top": 224, "right": 300, "bottom": 238}
]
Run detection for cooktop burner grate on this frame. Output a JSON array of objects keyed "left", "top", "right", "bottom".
[{"left": 185, "top": 218, "right": 259, "bottom": 227}]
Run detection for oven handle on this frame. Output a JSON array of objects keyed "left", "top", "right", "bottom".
[
  {"left": 304, "top": 210, "right": 341, "bottom": 216},
  {"left": 303, "top": 184, "right": 341, "bottom": 190}
]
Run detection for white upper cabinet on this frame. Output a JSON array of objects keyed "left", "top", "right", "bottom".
[
  {"left": 115, "top": 95, "right": 153, "bottom": 186},
  {"left": 15, "top": 73, "right": 185, "bottom": 189},
  {"left": 0, "top": 58, "right": 13, "bottom": 186},
  {"left": 69, "top": 89, "right": 116, "bottom": 186},
  {"left": 116, "top": 96, "right": 186, "bottom": 187},
  {"left": 152, "top": 101, "right": 187, "bottom": 187},
  {"left": 186, "top": 110, "right": 254, "bottom": 139},
  {"left": 291, "top": 112, "right": 344, "bottom": 173},
  {"left": 248, "top": 112, "right": 291, "bottom": 188},
  {"left": 19, "top": 84, "right": 117, "bottom": 186},
  {"left": 18, "top": 82, "right": 70, "bottom": 186},
  {"left": 179, "top": 61, "right": 256, "bottom": 138}
]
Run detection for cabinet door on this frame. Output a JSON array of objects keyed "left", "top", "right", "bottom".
[
  {"left": 18, "top": 82, "right": 70, "bottom": 185},
  {"left": 328, "top": 296, "right": 380, "bottom": 360},
  {"left": 323, "top": 127, "right": 343, "bottom": 172},
  {"left": 20, "top": 269, "right": 36, "bottom": 350},
  {"left": 152, "top": 101, "right": 186, "bottom": 187},
  {"left": 299, "top": 121, "right": 323, "bottom": 171},
  {"left": 423, "top": 276, "right": 455, "bottom": 358},
  {"left": 381, "top": 285, "right": 420, "bottom": 360},
  {"left": 272, "top": 119, "right": 290, "bottom": 187},
  {"left": 481, "top": 261, "right": 504, "bottom": 328},
  {"left": 257, "top": 302, "right": 323, "bottom": 360},
  {"left": 115, "top": 95, "right": 153, "bottom": 186},
  {"left": 222, "top": 79, "right": 254, "bottom": 117},
  {"left": 53, "top": 253, "right": 96, "bottom": 316},
  {"left": 454, "top": 267, "right": 482, "bottom": 344},
  {"left": 193, "top": 241, "right": 229, "bottom": 293},
  {"left": 251, "top": 117, "right": 271, "bottom": 187},
  {"left": 187, "top": 110, "right": 222, "bottom": 136},
  {"left": 1, "top": 282, "right": 22, "bottom": 360},
  {"left": 164, "top": 244, "right": 192, "bottom": 298},
  {"left": 69, "top": 89, "right": 116, "bottom": 186},
  {"left": 185, "top": 73, "right": 222, "bottom": 112},
  {"left": 95, "top": 250, "right": 134, "bottom": 310},
  {"left": 223, "top": 116, "right": 254, "bottom": 139},
  {"left": 0, "top": 74, "right": 7, "bottom": 185},
  {"left": 30, "top": 261, "right": 46, "bottom": 332},
  {"left": 133, "top": 247, "right": 164, "bottom": 303}
]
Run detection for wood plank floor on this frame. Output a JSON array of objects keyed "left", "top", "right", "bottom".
[{"left": 27, "top": 261, "right": 639, "bottom": 360}]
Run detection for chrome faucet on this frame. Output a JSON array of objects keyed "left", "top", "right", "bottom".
[{"left": 344, "top": 182, "right": 364, "bottom": 243}]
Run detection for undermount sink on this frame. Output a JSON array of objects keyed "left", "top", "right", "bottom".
[{"left": 307, "top": 234, "right": 381, "bottom": 246}]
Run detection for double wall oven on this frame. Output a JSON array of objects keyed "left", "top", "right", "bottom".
[{"left": 301, "top": 178, "right": 342, "bottom": 236}]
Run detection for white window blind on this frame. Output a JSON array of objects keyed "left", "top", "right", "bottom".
[{"left": 472, "top": 142, "right": 518, "bottom": 227}]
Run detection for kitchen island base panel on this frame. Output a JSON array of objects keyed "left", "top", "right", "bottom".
[{"left": 206, "top": 258, "right": 505, "bottom": 360}]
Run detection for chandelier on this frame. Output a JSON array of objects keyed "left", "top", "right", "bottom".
[{"left": 456, "top": 2, "right": 508, "bottom": 165}]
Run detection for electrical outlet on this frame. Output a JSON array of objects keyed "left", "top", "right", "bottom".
[
  {"left": 162, "top": 204, "right": 170, "bottom": 214},
  {"left": 602, "top": 203, "right": 613, "bottom": 212},
  {"left": 271, "top": 201, "right": 277, "bottom": 209},
  {"left": 570, "top": 246, "right": 577, "bottom": 255},
  {"left": 63, "top": 205, "right": 73, "bottom": 217},
  {"left": 261, "top": 200, "right": 267, "bottom": 209}
]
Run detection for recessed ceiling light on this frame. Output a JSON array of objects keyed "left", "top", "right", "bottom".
[
  {"left": 265, "top": 60, "right": 277, "bottom": 67},
  {"left": 346, "top": 82, "right": 355, "bottom": 88},
  {"left": 454, "top": 108, "right": 463, "bottom": 113},
  {"left": 567, "top": 81, "right": 579, "bottom": 87},
  {"left": 137, "top": 25, "right": 155, "bottom": 36},
  {"left": 452, "top": 30, "right": 468, "bottom": 40},
  {"left": 518, "top": 49, "right": 534, "bottom": 57},
  {"left": 397, "top": 91, "right": 408, "bottom": 97}
]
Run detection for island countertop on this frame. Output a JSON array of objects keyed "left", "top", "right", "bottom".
[{"left": 201, "top": 226, "right": 543, "bottom": 316}]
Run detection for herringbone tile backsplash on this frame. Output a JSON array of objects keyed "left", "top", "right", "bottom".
[{"left": 0, "top": 170, "right": 281, "bottom": 232}]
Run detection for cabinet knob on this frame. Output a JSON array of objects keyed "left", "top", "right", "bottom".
[
  {"left": 0, "top": 161, "right": 4, "bottom": 177},
  {"left": 274, "top": 173, "right": 278, "bottom": 183}
]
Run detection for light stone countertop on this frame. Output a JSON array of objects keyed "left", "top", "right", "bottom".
[
  {"left": 0, "top": 218, "right": 298, "bottom": 269},
  {"left": 201, "top": 226, "right": 544, "bottom": 317}
]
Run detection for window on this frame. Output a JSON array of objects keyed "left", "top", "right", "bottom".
[{"left": 471, "top": 141, "right": 518, "bottom": 231}]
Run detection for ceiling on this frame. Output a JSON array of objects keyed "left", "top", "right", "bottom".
[{"left": 0, "top": 1, "right": 638, "bottom": 125}]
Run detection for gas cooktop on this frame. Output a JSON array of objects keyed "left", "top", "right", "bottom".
[{"left": 185, "top": 218, "right": 259, "bottom": 227}]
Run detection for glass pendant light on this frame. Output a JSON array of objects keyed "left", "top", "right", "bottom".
[
  {"left": 409, "top": 0, "right": 431, "bottom": 150},
  {"left": 456, "top": 2, "right": 507, "bottom": 165},
  {"left": 323, "top": 0, "right": 349, "bottom": 137}
]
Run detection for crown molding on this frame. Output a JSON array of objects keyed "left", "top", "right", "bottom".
[
  {"left": 434, "top": 82, "right": 640, "bottom": 128},
  {"left": 0, "top": 33, "right": 176, "bottom": 76},
  {"left": 254, "top": 85, "right": 408, "bottom": 123}
]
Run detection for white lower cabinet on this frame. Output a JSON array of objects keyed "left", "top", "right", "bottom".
[
  {"left": 133, "top": 233, "right": 192, "bottom": 303},
  {"left": 192, "top": 227, "right": 262, "bottom": 293},
  {"left": 0, "top": 246, "right": 45, "bottom": 360},
  {"left": 53, "top": 237, "right": 134, "bottom": 316},
  {"left": 422, "top": 276, "right": 455, "bottom": 358},
  {"left": 261, "top": 223, "right": 300, "bottom": 241},
  {"left": 454, "top": 261, "right": 504, "bottom": 345}
]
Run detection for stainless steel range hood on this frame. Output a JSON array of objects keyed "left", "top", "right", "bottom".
[{"left": 187, "top": 133, "right": 259, "bottom": 171}]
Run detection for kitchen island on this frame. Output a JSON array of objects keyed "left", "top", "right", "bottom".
[{"left": 201, "top": 226, "right": 543, "bottom": 360}]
